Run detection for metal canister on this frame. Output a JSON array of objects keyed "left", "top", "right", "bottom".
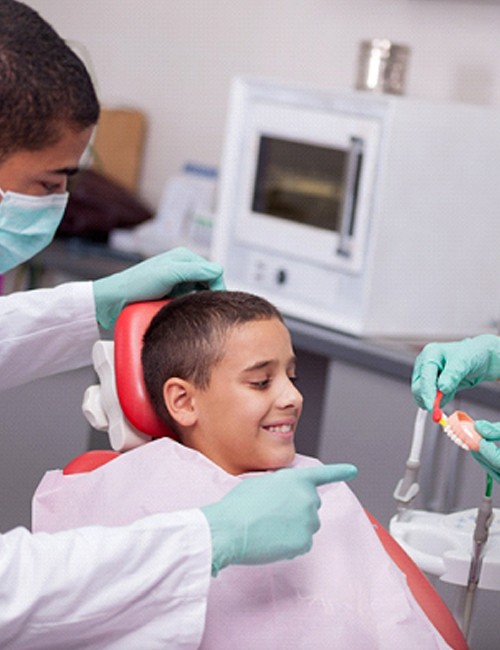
[{"left": 355, "top": 39, "right": 411, "bottom": 95}]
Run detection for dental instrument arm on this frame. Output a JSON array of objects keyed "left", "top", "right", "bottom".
[
  {"left": 460, "top": 475, "right": 494, "bottom": 638},
  {"left": 393, "top": 408, "right": 426, "bottom": 515}
]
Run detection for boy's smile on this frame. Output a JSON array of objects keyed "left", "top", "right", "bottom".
[{"left": 185, "top": 317, "right": 303, "bottom": 475}]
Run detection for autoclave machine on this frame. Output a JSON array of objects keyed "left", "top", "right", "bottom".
[{"left": 212, "top": 77, "right": 500, "bottom": 339}]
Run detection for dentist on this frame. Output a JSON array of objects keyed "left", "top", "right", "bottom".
[{"left": 0, "top": 2, "right": 357, "bottom": 648}]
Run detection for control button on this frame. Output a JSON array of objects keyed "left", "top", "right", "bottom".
[{"left": 276, "top": 269, "right": 287, "bottom": 285}]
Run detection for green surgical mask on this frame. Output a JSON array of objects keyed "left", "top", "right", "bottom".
[{"left": 0, "top": 188, "right": 69, "bottom": 273}]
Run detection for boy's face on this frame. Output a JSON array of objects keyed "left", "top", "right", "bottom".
[{"left": 188, "top": 317, "right": 303, "bottom": 475}]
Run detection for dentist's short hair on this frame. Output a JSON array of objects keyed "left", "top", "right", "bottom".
[
  {"left": 0, "top": 0, "right": 99, "bottom": 162},
  {"left": 142, "top": 290, "right": 283, "bottom": 427}
]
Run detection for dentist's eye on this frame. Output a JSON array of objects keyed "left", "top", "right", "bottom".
[{"left": 41, "top": 182, "right": 62, "bottom": 193}]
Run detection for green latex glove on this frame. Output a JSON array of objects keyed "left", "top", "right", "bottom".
[
  {"left": 411, "top": 335, "right": 500, "bottom": 411},
  {"left": 201, "top": 463, "right": 358, "bottom": 576},
  {"left": 93, "top": 247, "right": 225, "bottom": 329},
  {"left": 471, "top": 420, "right": 500, "bottom": 483}
]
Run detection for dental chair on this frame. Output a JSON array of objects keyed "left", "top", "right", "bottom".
[{"left": 70, "top": 301, "right": 467, "bottom": 650}]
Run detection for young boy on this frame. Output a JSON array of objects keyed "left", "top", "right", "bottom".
[
  {"left": 142, "top": 291, "right": 301, "bottom": 476},
  {"left": 33, "top": 291, "right": 454, "bottom": 649}
]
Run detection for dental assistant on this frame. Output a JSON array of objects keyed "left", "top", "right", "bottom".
[{"left": 0, "top": 2, "right": 358, "bottom": 647}]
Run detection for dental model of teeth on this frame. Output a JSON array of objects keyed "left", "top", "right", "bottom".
[
  {"left": 437, "top": 411, "right": 482, "bottom": 451},
  {"left": 432, "top": 390, "right": 482, "bottom": 451}
]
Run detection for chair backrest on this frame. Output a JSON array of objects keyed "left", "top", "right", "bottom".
[
  {"left": 114, "top": 300, "right": 176, "bottom": 439},
  {"left": 81, "top": 300, "right": 176, "bottom": 452}
]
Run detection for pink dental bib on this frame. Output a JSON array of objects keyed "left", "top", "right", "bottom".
[{"left": 32, "top": 438, "right": 451, "bottom": 649}]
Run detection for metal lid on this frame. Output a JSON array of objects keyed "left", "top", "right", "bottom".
[{"left": 355, "top": 39, "right": 411, "bottom": 95}]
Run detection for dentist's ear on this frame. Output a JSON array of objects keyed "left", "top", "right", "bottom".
[{"left": 163, "top": 378, "right": 198, "bottom": 428}]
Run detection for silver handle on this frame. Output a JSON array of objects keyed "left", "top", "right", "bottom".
[{"left": 337, "top": 137, "right": 364, "bottom": 257}]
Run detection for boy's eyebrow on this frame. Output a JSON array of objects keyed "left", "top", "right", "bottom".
[
  {"left": 242, "top": 356, "right": 297, "bottom": 373},
  {"left": 242, "top": 360, "right": 274, "bottom": 372}
]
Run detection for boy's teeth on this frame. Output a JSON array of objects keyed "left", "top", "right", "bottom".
[{"left": 267, "top": 425, "right": 292, "bottom": 433}]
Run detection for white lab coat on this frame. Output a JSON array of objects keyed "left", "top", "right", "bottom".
[
  {"left": 0, "top": 282, "right": 212, "bottom": 648},
  {"left": 1, "top": 511, "right": 211, "bottom": 649},
  {"left": 0, "top": 282, "right": 98, "bottom": 390}
]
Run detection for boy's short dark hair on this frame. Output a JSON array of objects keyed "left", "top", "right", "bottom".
[
  {"left": 142, "top": 290, "right": 283, "bottom": 428},
  {"left": 0, "top": 0, "right": 100, "bottom": 162}
]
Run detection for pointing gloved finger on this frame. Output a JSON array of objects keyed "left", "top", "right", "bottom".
[
  {"left": 202, "top": 462, "right": 357, "bottom": 576},
  {"left": 294, "top": 463, "right": 358, "bottom": 487}
]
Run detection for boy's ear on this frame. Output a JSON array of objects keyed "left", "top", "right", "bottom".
[{"left": 162, "top": 378, "right": 198, "bottom": 428}]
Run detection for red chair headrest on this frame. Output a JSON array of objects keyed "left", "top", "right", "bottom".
[{"left": 114, "top": 300, "right": 177, "bottom": 440}]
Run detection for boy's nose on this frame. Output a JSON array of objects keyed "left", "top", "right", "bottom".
[{"left": 277, "top": 378, "right": 303, "bottom": 410}]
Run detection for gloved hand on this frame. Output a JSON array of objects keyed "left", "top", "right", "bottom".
[
  {"left": 411, "top": 334, "right": 500, "bottom": 411},
  {"left": 471, "top": 420, "right": 500, "bottom": 483},
  {"left": 93, "top": 247, "right": 225, "bottom": 329},
  {"left": 201, "top": 463, "right": 358, "bottom": 576}
]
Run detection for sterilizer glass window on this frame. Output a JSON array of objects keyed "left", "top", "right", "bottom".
[{"left": 252, "top": 136, "right": 347, "bottom": 232}]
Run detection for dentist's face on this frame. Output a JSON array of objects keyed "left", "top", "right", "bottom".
[
  {"left": 189, "top": 318, "right": 303, "bottom": 475},
  {"left": 0, "top": 124, "right": 93, "bottom": 197}
]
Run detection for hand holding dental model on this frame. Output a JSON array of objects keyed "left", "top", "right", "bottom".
[
  {"left": 431, "top": 391, "right": 482, "bottom": 451},
  {"left": 412, "top": 335, "right": 500, "bottom": 481}
]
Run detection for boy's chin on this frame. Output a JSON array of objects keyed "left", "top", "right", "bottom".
[
  {"left": 222, "top": 444, "right": 297, "bottom": 476},
  {"left": 266, "top": 447, "right": 297, "bottom": 471}
]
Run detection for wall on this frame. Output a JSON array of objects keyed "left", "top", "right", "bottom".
[{"left": 26, "top": 0, "right": 500, "bottom": 209}]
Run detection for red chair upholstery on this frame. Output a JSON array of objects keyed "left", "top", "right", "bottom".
[
  {"left": 366, "top": 512, "right": 467, "bottom": 650},
  {"left": 67, "top": 300, "right": 468, "bottom": 649},
  {"left": 114, "top": 300, "right": 176, "bottom": 440},
  {"left": 63, "top": 449, "right": 120, "bottom": 475}
]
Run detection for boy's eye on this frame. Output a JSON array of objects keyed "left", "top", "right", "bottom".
[
  {"left": 250, "top": 379, "right": 271, "bottom": 389},
  {"left": 289, "top": 375, "right": 299, "bottom": 385}
]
